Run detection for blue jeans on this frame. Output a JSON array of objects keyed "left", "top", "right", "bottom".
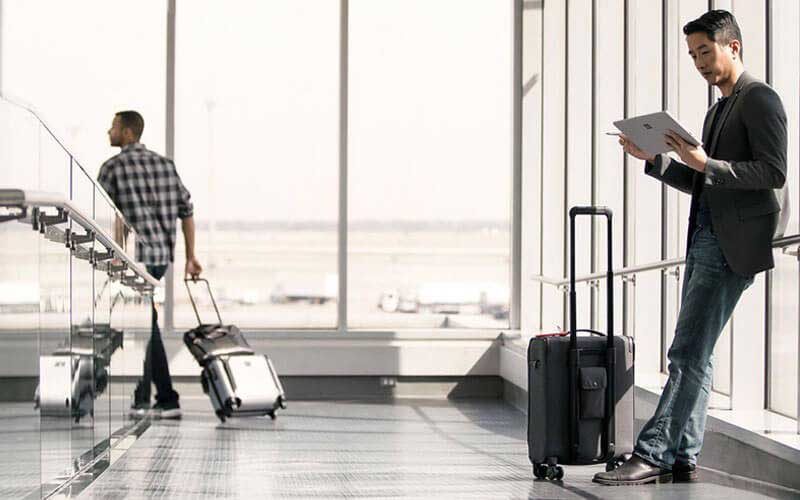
[
  {"left": 134, "top": 265, "right": 179, "bottom": 406},
  {"left": 634, "top": 226, "right": 753, "bottom": 469}
]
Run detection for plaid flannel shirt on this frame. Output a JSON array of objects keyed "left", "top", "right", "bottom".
[{"left": 98, "top": 143, "right": 193, "bottom": 266}]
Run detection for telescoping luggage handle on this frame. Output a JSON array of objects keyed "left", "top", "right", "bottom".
[
  {"left": 568, "top": 206, "right": 616, "bottom": 463},
  {"left": 184, "top": 278, "right": 223, "bottom": 326},
  {"left": 569, "top": 206, "right": 614, "bottom": 352}
]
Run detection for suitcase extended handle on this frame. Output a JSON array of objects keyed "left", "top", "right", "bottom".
[
  {"left": 569, "top": 206, "right": 612, "bottom": 218},
  {"left": 568, "top": 206, "right": 617, "bottom": 463},
  {"left": 184, "top": 278, "right": 223, "bottom": 326},
  {"left": 568, "top": 206, "right": 614, "bottom": 351}
]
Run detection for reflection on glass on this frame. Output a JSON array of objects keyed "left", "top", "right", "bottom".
[
  {"left": 108, "top": 278, "right": 128, "bottom": 439},
  {"left": 69, "top": 168, "right": 96, "bottom": 470},
  {"left": 0, "top": 212, "right": 42, "bottom": 499},
  {"left": 38, "top": 212, "right": 72, "bottom": 497},
  {"left": 97, "top": 188, "right": 129, "bottom": 443}
]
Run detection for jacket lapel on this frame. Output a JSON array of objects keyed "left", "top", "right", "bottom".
[
  {"left": 706, "top": 71, "right": 753, "bottom": 155},
  {"left": 701, "top": 104, "right": 717, "bottom": 147}
]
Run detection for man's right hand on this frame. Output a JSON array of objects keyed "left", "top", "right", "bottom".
[
  {"left": 185, "top": 256, "right": 203, "bottom": 281},
  {"left": 619, "top": 134, "right": 656, "bottom": 163}
]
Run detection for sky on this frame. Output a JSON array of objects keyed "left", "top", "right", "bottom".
[{"left": 0, "top": 0, "right": 513, "bottom": 224}]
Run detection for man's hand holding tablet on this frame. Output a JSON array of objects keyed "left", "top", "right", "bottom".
[
  {"left": 615, "top": 133, "right": 656, "bottom": 163},
  {"left": 612, "top": 111, "right": 708, "bottom": 172},
  {"left": 663, "top": 130, "right": 709, "bottom": 172}
]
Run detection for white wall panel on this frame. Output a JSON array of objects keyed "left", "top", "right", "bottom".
[
  {"left": 628, "top": 0, "right": 664, "bottom": 375},
  {"left": 521, "top": 0, "right": 544, "bottom": 332},
  {"left": 732, "top": 0, "right": 767, "bottom": 80},
  {"left": 540, "top": 0, "right": 568, "bottom": 332},
  {"left": 594, "top": 0, "right": 626, "bottom": 336},
  {"left": 566, "top": 0, "right": 594, "bottom": 331},
  {"left": 768, "top": 0, "right": 800, "bottom": 417}
]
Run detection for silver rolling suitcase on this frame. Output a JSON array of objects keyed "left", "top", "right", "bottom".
[
  {"left": 37, "top": 354, "right": 93, "bottom": 421},
  {"left": 183, "top": 279, "right": 286, "bottom": 422},
  {"left": 35, "top": 323, "right": 123, "bottom": 422}
]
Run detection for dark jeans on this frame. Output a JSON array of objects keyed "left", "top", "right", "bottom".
[
  {"left": 634, "top": 226, "right": 753, "bottom": 468},
  {"left": 134, "top": 265, "right": 179, "bottom": 406}
]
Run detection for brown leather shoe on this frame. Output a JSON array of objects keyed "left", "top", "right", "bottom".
[
  {"left": 672, "top": 461, "right": 698, "bottom": 482},
  {"left": 593, "top": 455, "right": 672, "bottom": 485}
]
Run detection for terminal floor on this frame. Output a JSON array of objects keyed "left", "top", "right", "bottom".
[
  {"left": 1, "top": 400, "right": 125, "bottom": 500},
  {"left": 72, "top": 397, "right": 797, "bottom": 499}
]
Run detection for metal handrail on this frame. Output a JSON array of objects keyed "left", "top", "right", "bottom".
[
  {"left": 531, "top": 233, "right": 800, "bottom": 287},
  {"left": 0, "top": 189, "right": 158, "bottom": 291}
]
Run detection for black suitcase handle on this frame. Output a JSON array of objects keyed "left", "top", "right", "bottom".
[
  {"left": 568, "top": 206, "right": 616, "bottom": 463},
  {"left": 568, "top": 206, "right": 614, "bottom": 351},
  {"left": 184, "top": 278, "right": 223, "bottom": 326}
]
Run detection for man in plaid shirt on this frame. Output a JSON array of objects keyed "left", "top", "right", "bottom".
[{"left": 98, "top": 110, "right": 202, "bottom": 419}]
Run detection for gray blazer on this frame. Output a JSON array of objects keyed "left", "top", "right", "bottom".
[{"left": 645, "top": 71, "right": 789, "bottom": 276}]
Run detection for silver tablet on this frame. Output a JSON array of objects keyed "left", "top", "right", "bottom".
[{"left": 613, "top": 111, "right": 700, "bottom": 156}]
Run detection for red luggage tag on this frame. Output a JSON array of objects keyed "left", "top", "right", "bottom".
[{"left": 536, "top": 331, "right": 569, "bottom": 338}]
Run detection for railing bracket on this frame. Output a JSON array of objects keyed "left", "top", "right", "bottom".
[
  {"left": 38, "top": 207, "right": 69, "bottom": 228},
  {"left": 65, "top": 228, "right": 94, "bottom": 249}
]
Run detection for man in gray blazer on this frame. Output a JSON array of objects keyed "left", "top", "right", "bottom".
[{"left": 595, "top": 10, "right": 788, "bottom": 485}]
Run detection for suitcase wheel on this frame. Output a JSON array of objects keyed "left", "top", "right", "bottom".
[
  {"left": 277, "top": 396, "right": 286, "bottom": 410},
  {"left": 533, "top": 463, "right": 563, "bottom": 481},
  {"left": 215, "top": 409, "right": 226, "bottom": 423},
  {"left": 267, "top": 411, "right": 276, "bottom": 420}
]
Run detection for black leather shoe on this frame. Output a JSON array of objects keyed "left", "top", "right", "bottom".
[
  {"left": 593, "top": 455, "right": 672, "bottom": 485},
  {"left": 672, "top": 461, "right": 698, "bottom": 482}
]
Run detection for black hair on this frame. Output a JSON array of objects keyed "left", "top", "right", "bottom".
[
  {"left": 115, "top": 110, "right": 145, "bottom": 140},
  {"left": 683, "top": 10, "right": 743, "bottom": 61}
]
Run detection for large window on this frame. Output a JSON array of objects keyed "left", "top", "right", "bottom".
[
  {"left": 348, "top": 0, "right": 513, "bottom": 329},
  {"left": 174, "top": 0, "right": 340, "bottom": 329},
  {"left": 3, "top": 1, "right": 513, "bottom": 332},
  {"left": 1, "top": 1, "right": 166, "bottom": 179}
]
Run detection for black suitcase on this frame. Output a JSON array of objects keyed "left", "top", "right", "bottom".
[
  {"left": 183, "top": 279, "right": 286, "bottom": 422},
  {"left": 527, "top": 206, "right": 635, "bottom": 480}
]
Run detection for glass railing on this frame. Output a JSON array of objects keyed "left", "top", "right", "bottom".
[
  {"left": 530, "top": 232, "right": 800, "bottom": 431},
  {"left": 0, "top": 97, "right": 156, "bottom": 499}
]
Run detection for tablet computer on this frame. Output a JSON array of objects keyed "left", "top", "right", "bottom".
[{"left": 613, "top": 111, "right": 700, "bottom": 156}]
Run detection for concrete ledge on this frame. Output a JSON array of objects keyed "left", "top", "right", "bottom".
[
  {"left": 636, "top": 386, "right": 800, "bottom": 492},
  {"left": 502, "top": 377, "right": 800, "bottom": 493}
]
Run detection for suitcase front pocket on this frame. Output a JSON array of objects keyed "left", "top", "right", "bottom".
[{"left": 579, "top": 367, "right": 607, "bottom": 419}]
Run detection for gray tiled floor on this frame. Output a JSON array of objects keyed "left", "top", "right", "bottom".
[
  {"left": 1, "top": 396, "right": 135, "bottom": 500},
  {"left": 78, "top": 397, "right": 789, "bottom": 499},
  {"left": 0, "top": 403, "right": 41, "bottom": 499}
]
